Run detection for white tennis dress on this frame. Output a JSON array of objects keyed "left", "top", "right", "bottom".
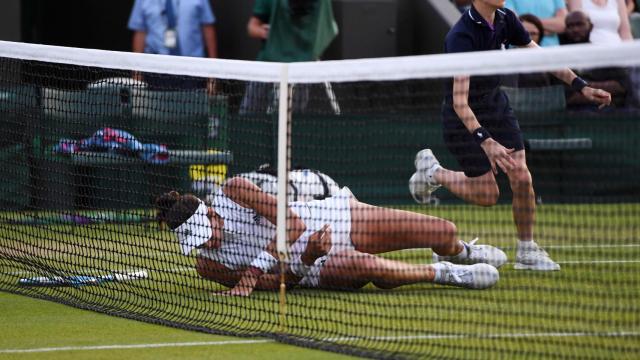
[{"left": 198, "top": 187, "right": 355, "bottom": 287}]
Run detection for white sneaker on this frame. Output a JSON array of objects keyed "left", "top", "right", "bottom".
[
  {"left": 433, "top": 261, "right": 499, "bottom": 289},
  {"left": 414, "top": 149, "right": 441, "bottom": 180},
  {"left": 433, "top": 238, "right": 508, "bottom": 268},
  {"left": 514, "top": 242, "right": 560, "bottom": 271},
  {"left": 408, "top": 172, "right": 439, "bottom": 204},
  {"left": 408, "top": 149, "right": 441, "bottom": 204}
]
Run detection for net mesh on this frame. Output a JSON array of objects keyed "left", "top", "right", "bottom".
[{"left": 1, "top": 40, "right": 640, "bottom": 359}]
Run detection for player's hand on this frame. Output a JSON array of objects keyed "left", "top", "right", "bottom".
[
  {"left": 212, "top": 280, "right": 256, "bottom": 297},
  {"left": 480, "top": 138, "right": 516, "bottom": 174},
  {"left": 212, "top": 267, "right": 261, "bottom": 297},
  {"left": 301, "top": 224, "right": 332, "bottom": 265},
  {"left": 581, "top": 87, "right": 611, "bottom": 109}
]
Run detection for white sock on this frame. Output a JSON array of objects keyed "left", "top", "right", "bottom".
[
  {"left": 431, "top": 262, "right": 446, "bottom": 283},
  {"left": 517, "top": 239, "right": 536, "bottom": 251},
  {"left": 453, "top": 240, "right": 468, "bottom": 259},
  {"left": 426, "top": 164, "right": 442, "bottom": 185}
]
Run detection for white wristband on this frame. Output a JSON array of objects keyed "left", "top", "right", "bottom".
[
  {"left": 250, "top": 251, "right": 278, "bottom": 273},
  {"left": 289, "top": 257, "right": 312, "bottom": 277}
]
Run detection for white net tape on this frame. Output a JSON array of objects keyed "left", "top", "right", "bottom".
[{"left": 2, "top": 40, "right": 639, "bottom": 83}]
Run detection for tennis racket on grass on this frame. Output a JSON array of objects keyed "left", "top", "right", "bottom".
[{"left": 18, "top": 270, "right": 149, "bottom": 287}]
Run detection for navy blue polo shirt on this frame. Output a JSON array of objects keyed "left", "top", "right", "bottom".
[{"left": 443, "top": 6, "right": 531, "bottom": 105}]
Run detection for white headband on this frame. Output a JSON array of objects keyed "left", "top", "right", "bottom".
[{"left": 173, "top": 202, "right": 212, "bottom": 255}]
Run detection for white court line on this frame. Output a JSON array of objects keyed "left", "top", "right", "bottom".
[
  {"left": 529, "top": 244, "right": 640, "bottom": 249},
  {"left": 558, "top": 260, "right": 640, "bottom": 264},
  {"left": 0, "top": 340, "right": 273, "bottom": 354},
  {"left": 1, "top": 331, "right": 638, "bottom": 354},
  {"left": 398, "top": 244, "right": 640, "bottom": 252},
  {"left": 499, "top": 260, "right": 640, "bottom": 265}
]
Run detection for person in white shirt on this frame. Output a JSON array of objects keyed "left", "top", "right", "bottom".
[{"left": 568, "top": 0, "right": 633, "bottom": 43}]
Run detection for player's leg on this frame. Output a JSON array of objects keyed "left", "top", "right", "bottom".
[
  {"left": 318, "top": 250, "right": 499, "bottom": 290},
  {"left": 349, "top": 199, "right": 460, "bottom": 255},
  {"left": 506, "top": 150, "right": 560, "bottom": 271},
  {"left": 349, "top": 200, "right": 507, "bottom": 267}
]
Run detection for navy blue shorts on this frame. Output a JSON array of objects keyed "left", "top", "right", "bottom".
[{"left": 441, "top": 90, "right": 524, "bottom": 178}]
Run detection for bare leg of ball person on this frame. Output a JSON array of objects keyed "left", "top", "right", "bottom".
[
  {"left": 411, "top": 148, "right": 559, "bottom": 270},
  {"left": 504, "top": 151, "right": 560, "bottom": 270}
]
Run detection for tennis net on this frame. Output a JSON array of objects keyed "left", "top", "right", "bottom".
[{"left": 1, "top": 40, "right": 640, "bottom": 359}]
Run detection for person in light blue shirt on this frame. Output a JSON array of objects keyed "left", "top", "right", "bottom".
[
  {"left": 505, "top": 0, "right": 567, "bottom": 46},
  {"left": 128, "top": 0, "right": 217, "bottom": 58},
  {"left": 128, "top": 0, "right": 218, "bottom": 89}
]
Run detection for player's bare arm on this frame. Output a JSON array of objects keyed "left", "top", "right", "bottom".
[
  {"left": 212, "top": 225, "right": 331, "bottom": 297},
  {"left": 223, "top": 176, "right": 306, "bottom": 245}
]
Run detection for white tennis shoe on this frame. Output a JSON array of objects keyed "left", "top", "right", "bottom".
[
  {"left": 514, "top": 241, "right": 560, "bottom": 271},
  {"left": 408, "top": 149, "right": 441, "bottom": 204},
  {"left": 433, "top": 261, "right": 499, "bottom": 289},
  {"left": 433, "top": 238, "right": 508, "bottom": 268}
]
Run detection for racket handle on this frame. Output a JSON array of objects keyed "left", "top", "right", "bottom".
[
  {"left": 19, "top": 276, "right": 66, "bottom": 286},
  {"left": 19, "top": 270, "right": 148, "bottom": 286},
  {"left": 111, "top": 270, "right": 149, "bottom": 281},
  {"left": 19, "top": 275, "right": 102, "bottom": 286}
]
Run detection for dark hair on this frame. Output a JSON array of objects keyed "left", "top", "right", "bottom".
[
  {"left": 519, "top": 13, "right": 545, "bottom": 44},
  {"left": 155, "top": 191, "right": 201, "bottom": 230}
]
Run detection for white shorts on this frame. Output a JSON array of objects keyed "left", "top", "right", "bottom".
[{"left": 289, "top": 187, "right": 354, "bottom": 287}]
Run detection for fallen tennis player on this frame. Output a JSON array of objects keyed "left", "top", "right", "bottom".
[{"left": 156, "top": 176, "right": 507, "bottom": 296}]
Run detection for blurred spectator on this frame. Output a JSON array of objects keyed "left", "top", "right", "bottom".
[
  {"left": 567, "top": 0, "right": 633, "bottom": 43},
  {"left": 505, "top": 0, "right": 568, "bottom": 46},
  {"left": 128, "top": 0, "right": 218, "bottom": 90},
  {"left": 520, "top": 13, "right": 545, "bottom": 44},
  {"left": 562, "top": 11, "right": 632, "bottom": 109},
  {"left": 451, "top": 0, "right": 472, "bottom": 13},
  {"left": 629, "top": 0, "right": 640, "bottom": 38},
  {"left": 239, "top": 0, "right": 338, "bottom": 114},
  {"left": 517, "top": 14, "right": 555, "bottom": 87},
  {"left": 626, "top": 0, "right": 636, "bottom": 14},
  {"left": 563, "top": 10, "right": 595, "bottom": 43}
]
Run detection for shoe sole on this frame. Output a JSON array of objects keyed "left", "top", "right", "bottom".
[
  {"left": 408, "top": 172, "right": 439, "bottom": 204},
  {"left": 414, "top": 149, "right": 435, "bottom": 171},
  {"left": 433, "top": 249, "right": 508, "bottom": 269},
  {"left": 513, "top": 262, "right": 561, "bottom": 271}
]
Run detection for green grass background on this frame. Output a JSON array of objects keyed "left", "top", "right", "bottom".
[
  {"left": 0, "top": 292, "right": 354, "bottom": 360},
  {"left": 1, "top": 203, "right": 639, "bottom": 359}
]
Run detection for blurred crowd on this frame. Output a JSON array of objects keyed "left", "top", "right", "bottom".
[
  {"left": 453, "top": 0, "right": 639, "bottom": 44},
  {"left": 452, "top": 0, "right": 640, "bottom": 110},
  {"left": 124, "top": 0, "right": 639, "bottom": 111},
  {"left": 126, "top": 0, "right": 338, "bottom": 112}
]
